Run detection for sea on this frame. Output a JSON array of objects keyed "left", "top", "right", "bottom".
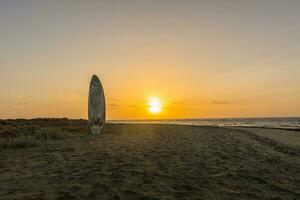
[{"left": 110, "top": 117, "right": 300, "bottom": 130}]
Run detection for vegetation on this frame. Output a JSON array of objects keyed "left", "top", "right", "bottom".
[{"left": 0, "top": 118, "right": 89, "bottom": 149}]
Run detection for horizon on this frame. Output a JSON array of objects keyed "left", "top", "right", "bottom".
[
  {"left": 1, "top": 0, "right": 300, "bottom": 119},
  {"left": 2, "top": 116, "right": 300, "bottom": 121}
]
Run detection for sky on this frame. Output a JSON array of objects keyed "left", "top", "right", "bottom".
[{"left": 1, "top": 0, "right": 300, "bottom": 119}]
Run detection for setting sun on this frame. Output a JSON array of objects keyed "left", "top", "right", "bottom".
[{"left": 148, "top": 97, "right": 162, "bottom": 114}]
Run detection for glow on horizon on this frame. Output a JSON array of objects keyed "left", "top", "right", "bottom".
[{"left": 148, "top": 97, "right": 162, "bottom": 114}]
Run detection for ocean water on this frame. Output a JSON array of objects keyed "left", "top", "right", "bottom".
[{"left": 110, "top": 117, "right": 300, "bottom": 130}]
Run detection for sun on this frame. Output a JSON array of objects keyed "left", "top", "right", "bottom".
[{"left": 148, "top": 97, "right": 162, "bottom": 114}]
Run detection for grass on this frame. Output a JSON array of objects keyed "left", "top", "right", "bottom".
[
  {"left": 0, "top": 118, "right": 88, "bottom": 149},
  {"left": 0, "top": 118, "right": 89, "bottom": 149},
  {"left": 33, "top": 127, "right": 66, "bottom": 140},
  {"left": 0, "top": 127, "right": 66, "bottom": 149}
]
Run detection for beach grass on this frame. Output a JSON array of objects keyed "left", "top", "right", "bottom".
[{"left": 0, "top": 119, "right": 87, "bottom": 149}]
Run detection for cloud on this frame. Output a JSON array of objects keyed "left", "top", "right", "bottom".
[
  {"left": 171, "top": 101, "right": 184, "bottom": 105},
  {"left": 109, "top": 98, "right": 124, "bottom": 102},
  {"left": 108, "top": 103, "right": 120, "bottom": 108},
  {"left": 209, "top": 100, "right": 232, "bottom": 105},
  {"left": 16, "top": 102, "right": 28, "bottom": 106},
  {"left": 108, "top": 103, "right": 139, "bottom": 109}
]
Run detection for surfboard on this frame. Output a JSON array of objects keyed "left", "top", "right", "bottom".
[{"left": 88, "top": 74, "right": 106, "bottom": 134}]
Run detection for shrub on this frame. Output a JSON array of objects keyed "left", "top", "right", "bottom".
[{"left": 34, "top": 127, "right": 66, "bottom": 140}]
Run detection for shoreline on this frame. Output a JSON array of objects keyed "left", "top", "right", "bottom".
[
  {"left": 109, "top": 122, "right": 300, "bottom": 132},
  {"left": 2, "top": 118, "right": 300, "bottom": 131}
]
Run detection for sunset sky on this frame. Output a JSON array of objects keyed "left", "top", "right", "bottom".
[{"left": 1, "top": 0, "right": 300, "bottom": 119}]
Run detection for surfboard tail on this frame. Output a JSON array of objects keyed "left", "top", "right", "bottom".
[{"left": 90, "top": 125, "right": 104, "bottom": 135}]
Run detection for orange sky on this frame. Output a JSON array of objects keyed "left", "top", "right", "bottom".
[{"left": 1, "top": 1, "right": 300, "bottom": 119}]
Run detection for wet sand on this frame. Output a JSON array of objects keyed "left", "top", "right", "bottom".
[{"left": 0, "top": 123, "right": 299, "bottom": 200}]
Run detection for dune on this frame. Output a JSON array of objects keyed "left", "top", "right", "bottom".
[{"left": 0, "top": 120, "right": 299, "bottom": 199}]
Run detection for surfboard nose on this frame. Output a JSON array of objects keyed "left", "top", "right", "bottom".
[{"left": 91, "top": 74, "right": 100, "bottom": 82}]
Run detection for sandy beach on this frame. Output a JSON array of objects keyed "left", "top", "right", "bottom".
[{"left": 0, "top": 120, "right": 299, "bottom": 200}]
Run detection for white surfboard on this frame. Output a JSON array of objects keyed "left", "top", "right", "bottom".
[{"left": 88, "top": 74, "right": 106, "bottom": 134}]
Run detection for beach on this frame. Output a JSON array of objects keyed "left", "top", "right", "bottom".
[{"left": 0, "top": 120, "right": 299, "bottom": 199}]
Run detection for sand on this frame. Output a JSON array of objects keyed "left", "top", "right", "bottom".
[
  {"left": 236, "top": 127, "right": 300, "bottom": 148},
  {"left": 0, "top": 123, "right": 299, "bottom": 200}
]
